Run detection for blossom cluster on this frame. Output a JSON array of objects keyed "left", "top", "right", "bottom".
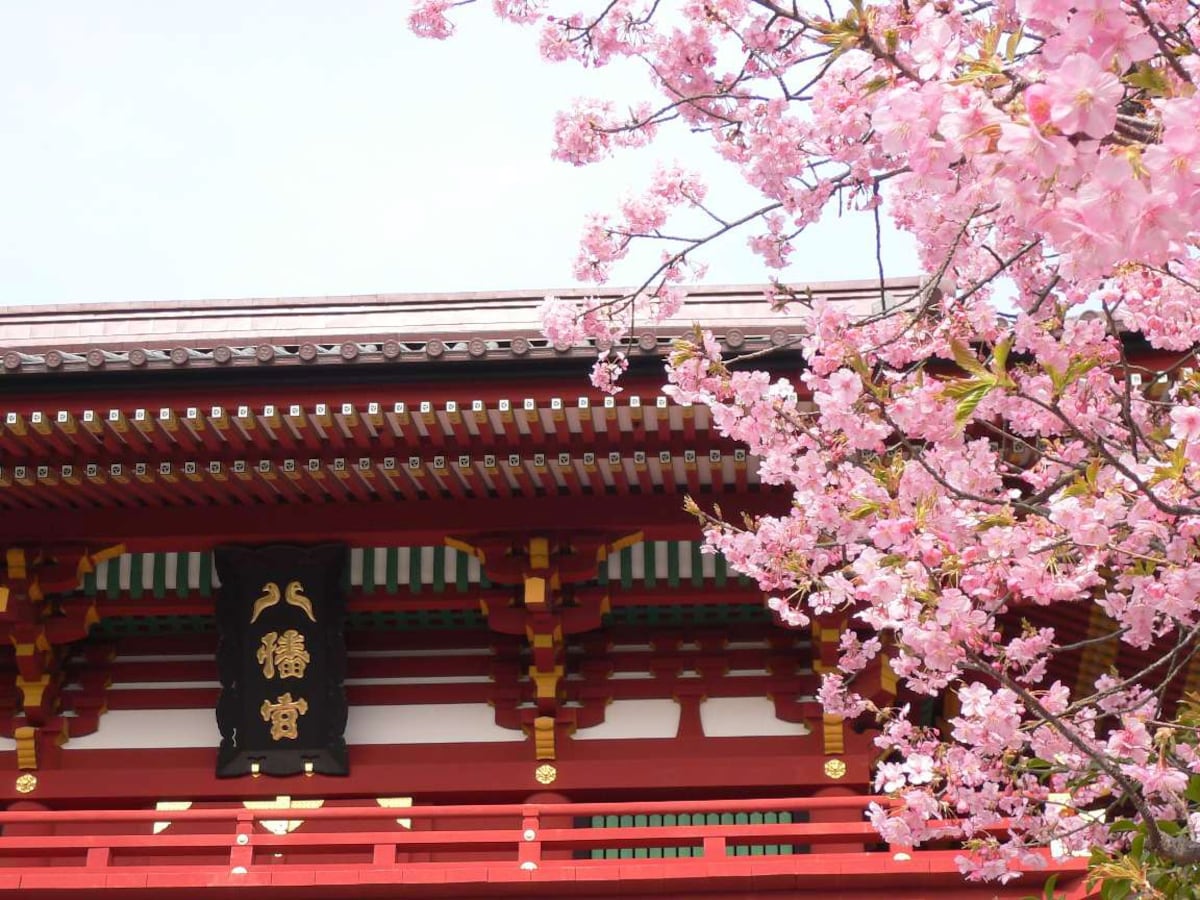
[{"left": 416, "top": 0, "right": 1200, "bottom": 881}]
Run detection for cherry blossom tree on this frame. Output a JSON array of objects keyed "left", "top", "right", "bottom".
[{"left": 413, "top": 0, "right": 1200, "bottom": 891}]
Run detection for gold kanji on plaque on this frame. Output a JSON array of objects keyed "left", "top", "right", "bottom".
[
  {"left": 260, "top": 693, "right": 309, "bottom": 741},
  {"left": 257, "top": 629, "right": 311, "bottom": 679}
]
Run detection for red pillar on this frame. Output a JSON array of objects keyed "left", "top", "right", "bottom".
[
  {"left": 4, "top": 800, "right": 53, "bottom": 867},
  {"left": 807, "top": 785, "right": 865, "bottom": 854},
  {"left": 525, "top": 791, "right": 572, "bottom": 861}
]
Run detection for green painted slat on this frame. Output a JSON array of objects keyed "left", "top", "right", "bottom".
[
  {"left": 363, "top": 548, "right": 376, "bottom": 594},
  {"left": 715, "top": 553, "right": 727, "bottom": 586},
  {"left": 105, "top": 559, "right": 120, "bottom": 597},
  {"left": 620, "top": 546, "right": 633, "bottom": 589},
  {"left": 409, "top": 548, "right": 422, "bottom": 595},
  {"left": 667, "top": 542, "right": 679, "bottom": 587},
  {"left": 152, "top": 554, "right": 167, "bottom": 599},
  {"left": 82, "top": 570, "right": 97, "bottom": 597},
  {"left": 386, "top": 548, "right": 399, "bottom": 593},
  {"left": 691, "top": 543, "right": 704, "bottom": 586},
  {"left": 597, "top": 553, "right": 609, "bottom": 587},
  {"left": 633, "top": 812, "right": 648, "bottom": 858},
  {"left": 128, "top": 554, "right": 144, "bottom": 599},
  {"left": 456, "top": 551, "right": 469, "bottom": 591},
  {"left": 198, "top": 552, "right": 212, "bottom": 597},
  {"left": 432, "top": 546, "right": 445, "bottom": 592}
]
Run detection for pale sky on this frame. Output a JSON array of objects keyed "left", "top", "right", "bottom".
[{"left": 1, "top": 2, "right": 916, "bottom": 306}]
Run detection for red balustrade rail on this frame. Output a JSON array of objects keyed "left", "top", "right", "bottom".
[{"left": 0, "top": 794, "right": 1091, "bottom": 899}]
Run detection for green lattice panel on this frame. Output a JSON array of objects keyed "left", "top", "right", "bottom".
[{"left": 585, "top": 810, "right": 795, "bottom": 859}]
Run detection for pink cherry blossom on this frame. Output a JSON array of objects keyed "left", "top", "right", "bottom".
[
  {"left": 1044, "top": 53, "right": 1123, "bottom": 138},
  {"left": 1171, "top": 405, "right": 1200, "bottom": 443},
  {"left": 419, "top": 0, "right": 1200, "bottom": 880}
]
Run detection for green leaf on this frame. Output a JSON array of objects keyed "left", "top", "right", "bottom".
[
  {"left": 1005, "top": 26, "right": 1023, "bottom": 62},
  {"left": 1123, "top": 62, "right": 1169, "bottom": 96},
  {"left": 954, "top": 381, "right": 994, "bottom": 426},
  {"left": 950, "top": 339, "right": 991, "bottom": 377},
  {"left": 992, "top": 335, "right": 1013, "bottom": 372},
  {"left": 1108, "top": 820, "right": 1139, "bottom": 833},
  {"left": 1187, "top": 774, "right": 1200, "bottom": 805},
  {"left": 848, "top": 501, "right": 881, "bottom": 521}
]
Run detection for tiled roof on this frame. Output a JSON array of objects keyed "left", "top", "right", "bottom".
[{"left": 0, "top": 280, "right": 920, "bottom": 375}]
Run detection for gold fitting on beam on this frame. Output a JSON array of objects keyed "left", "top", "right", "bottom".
[
  {"left": 822, "top": 713, "right": 845, "bottom": 756},
  {"left": 528, "top": 537, "right": 550, "bottom": 571},
  {"left": 524, "top": 575, "right": 547, "bottom": 608},
  {"left": 824, "top": 758, "right": 847, "bottom": 780},
  {"left": 14, "top": 726, "right": 37, "bottom": 770},
  {"left": 528, "top": 666, "right": 563, "bottom": 700},
  {"left": 533, "top": 716, "right": 556, "bottom": 760}
]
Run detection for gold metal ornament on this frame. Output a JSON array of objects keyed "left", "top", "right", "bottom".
[
  {"left": 534, "top": 764, "right": 558, "bottom": 785},
  {"left": 823, "top": 758, "right": 847, "bottom": 780},
  {"left": 15, "top": 773, "right": 38, "bottom": 794}
]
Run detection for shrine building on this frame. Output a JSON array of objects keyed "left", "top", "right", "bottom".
[{"left": 0, "top": 282, "right": 1092, "bottom": 898}]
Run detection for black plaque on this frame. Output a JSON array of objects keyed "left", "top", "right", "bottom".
[{"left": 214, "top": 544, "right": 349, "bottom": 777}]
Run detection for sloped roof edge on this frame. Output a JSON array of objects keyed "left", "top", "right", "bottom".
[{"left": 0, "top": 279, "right": 922, "bottom": 375}]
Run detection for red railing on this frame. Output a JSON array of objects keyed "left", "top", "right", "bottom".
[{"left": 0, "top": 795, "right": 1092, "bottom": 898}]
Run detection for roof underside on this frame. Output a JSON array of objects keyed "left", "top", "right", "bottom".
[{"left": 0, "top": 281, "right": 926, "bottom": 546}]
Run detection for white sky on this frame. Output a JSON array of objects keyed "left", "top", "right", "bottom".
[{"left": 1, "top": 2, "right": 916, "bottom": 306}]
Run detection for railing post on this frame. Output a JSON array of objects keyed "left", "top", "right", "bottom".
[
  {"left": 809, "top": 786, "right": 865, "bottom": 853},
  {"left": 229, "top": 811, "right": 254, "bottom": 873},
  {"left": 372, "top": 843, "right": 397, "bottom": 866},
  {"left": 86, "top": 847, "right": 111, "bottom": 869},
  {"left": 703, "top": 835, "right": 726, "bottom": 858},
  {"left": 518, "top": 806, "right": 542, "bottom": 871},
  {"left": 5, "top": 801, "right": 53, "bottom": 868}
]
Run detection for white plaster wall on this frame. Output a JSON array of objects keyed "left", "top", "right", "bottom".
[
  {"left": 66, "top": 703, "right": 524, "bottom": 750},
  {"left": 699, "top": 697, "right": 810, "bottom": 737},
  {"left": 572, "top": 699, "right": 681, "bottom": 740},
  {"left": 346, "top": 704, "right": 524, "bottom": 744}
]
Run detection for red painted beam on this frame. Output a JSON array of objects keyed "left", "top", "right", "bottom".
[
  {"left": 4, "top": 735, "right": 866, "bottom": 803},
  {"left": 0, "top": 491, "right": 790, "bottom": 548}
]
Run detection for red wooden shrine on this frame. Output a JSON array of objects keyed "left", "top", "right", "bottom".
[{"left": 0, "top": 283, "right": 1092, "bottom": 898}]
